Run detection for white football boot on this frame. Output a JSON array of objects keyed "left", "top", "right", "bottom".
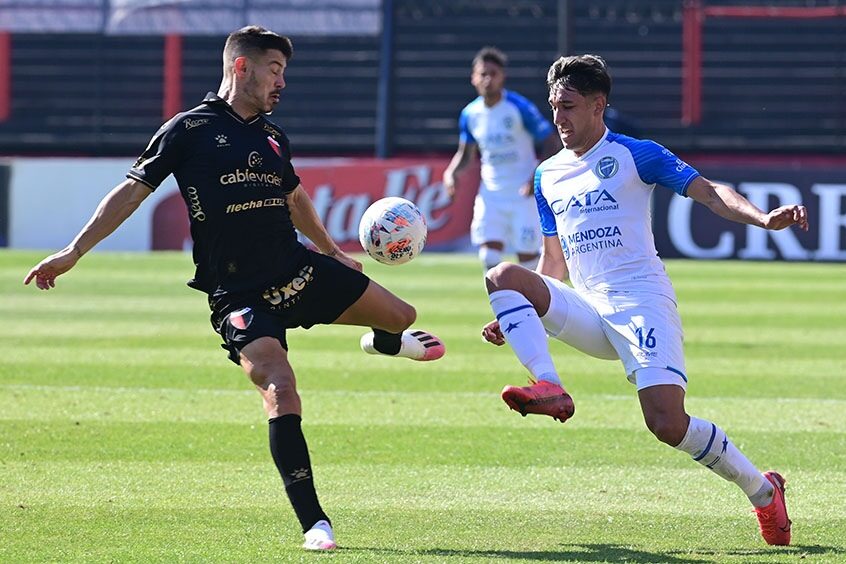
[
  {"left": 302, "top": 519, "right": 336, "bottom": 551},
  {"left": 360, "top": 329, "right": 445, "bottom": 361}
]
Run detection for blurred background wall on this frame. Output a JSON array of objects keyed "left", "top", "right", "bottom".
[{"left": 0, "top": 0, "right": 844, "bottom": 259}]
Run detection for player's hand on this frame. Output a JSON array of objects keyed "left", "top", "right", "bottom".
[
  {"left": 763, "top": 205, "right": 809, "bottom": 231},
  {"left": 519, "top": 182, "right": 533, "bottom": 198},
  {"left": 23, "top": 247, "right": 81, "bottom": 290},
  {"left": 481, "top": 319, "right": 505, "bottom": 346},
  {"left": 330, "top": 249, "right": 363, "bottom": 272}
]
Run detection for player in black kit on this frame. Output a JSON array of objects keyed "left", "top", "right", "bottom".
[{"left": 24, "top": 26, "right": 444, "bottom": 552}]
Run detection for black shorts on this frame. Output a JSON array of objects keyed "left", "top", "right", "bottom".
[{"left": 214, "top": 250, "right": 370, "bottom": 365}]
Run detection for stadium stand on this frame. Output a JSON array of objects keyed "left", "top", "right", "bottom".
[{"left": 0, "top": 0, "right": 843, "bottom": 155}]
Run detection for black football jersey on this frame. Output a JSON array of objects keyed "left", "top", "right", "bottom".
[{"left": 128, "top": 93, "right": 308, "bottom": 299}]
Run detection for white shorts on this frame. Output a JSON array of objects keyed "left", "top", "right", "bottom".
[
  {"left": 540, "top": 276, "right": 687, "bottom": 390},
  {"left": 470, "top": 194, "right": 541, "bottom": 254}
]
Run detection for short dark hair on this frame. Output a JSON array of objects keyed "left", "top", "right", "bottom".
[
  {"left": 223, "top": 26, "right": 293, "bottom": 72},
  {"left": 547, "top": 54, "right": 611, "bottom": 98},
  {"left": 473, "top": 46, "right": 507, "bottom": 69}
]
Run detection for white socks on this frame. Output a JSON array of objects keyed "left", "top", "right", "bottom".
[
  {"left": 675, "top": 416, "right": 772, "bottom": 506},
  {"left": 489, "top": 289, "right": 560, "bottom": 385},
  {"left": 479, "top": 247, "right": 503, "bottom": 270}
]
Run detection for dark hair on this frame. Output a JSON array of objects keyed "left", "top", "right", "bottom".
[
  {"left": 223, "top": 26, "right": 293, "bottom": 72},
  {"left": 547, "top": 54, "right": 611, "bottom": 98},
  {"left": 472, "top": 46, "right": 507, "bottom": 69}
]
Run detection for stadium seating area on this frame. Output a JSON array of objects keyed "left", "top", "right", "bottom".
[{"left": 0, "top": 0, "right": 843, "bottom": 155}]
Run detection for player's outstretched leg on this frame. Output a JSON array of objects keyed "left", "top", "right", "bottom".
[
  {"left": 360, "top": 328, "right": 445, "bottom": 361},
  {"left": 754, "top": 471, "right": 792, "bottom": 546},
  {"left": 302, "top": 519, "right": 336, "bottom": 551},
  {"left": 501, "top": 378, "right": 575, "bottom": 423}
]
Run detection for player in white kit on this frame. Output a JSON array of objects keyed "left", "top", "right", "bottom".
[
  {"left": 482, "top": 54, "right": 807, "bottom": 546},
  {"left": 443, "top": 47, "right": 560, "bottom": 271}
]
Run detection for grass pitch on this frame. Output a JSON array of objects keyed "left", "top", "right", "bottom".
[{"left": 1, "top": 250, "right": 844, "bottom": 563}]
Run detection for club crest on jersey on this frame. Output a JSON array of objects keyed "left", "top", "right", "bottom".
[
  {"left": 228, "top": 307, "right": 253, "bottom": 330},
  {"left": 267, "top": 135, "right": 281, "bottom": 156},
  {"left": 248, "top": 151, "right": 263, "bottom": 167},
  {"left": 595, "top": 156, "right": 619, "bottom": 179}
]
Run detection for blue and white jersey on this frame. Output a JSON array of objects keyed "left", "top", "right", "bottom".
[
  {"left": 459, "top": 89, "right": 554, "bottom": 200},
  {"left": 535, "top": 129, "right": 700, "bottom": 299}
]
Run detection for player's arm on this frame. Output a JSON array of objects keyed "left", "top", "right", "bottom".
[
  {"left": 537, "top": 235, "right": 569, "bottom": 280},
  {"left": 24, "top": 179, "right": 152, "bottom": 290},
  {"left": 687, "top": 176, "right": 809, "bottom": 231},
  {"left": 442, "top": 141, "right": 479, "bottom": 200},
  {"left": 288, "top": 184, "right": 362, "bottom": 272}
]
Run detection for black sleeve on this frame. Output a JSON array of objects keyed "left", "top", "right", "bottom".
[
  {"left": 127, "top": 116, "right": 186, "bottom": 190},
  {"left": 280, "top": 131, "right": 301, "bottom": 192}
]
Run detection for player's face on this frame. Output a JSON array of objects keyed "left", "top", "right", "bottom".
[
  {"left": 243, "top": 49, "right": 287, "bottom": 114},
  {"left": 471, "top": 61, "right": 505, "bottom": 99},
  {"left": 548, "top": 86, "right": 606, "bottom": 156}
]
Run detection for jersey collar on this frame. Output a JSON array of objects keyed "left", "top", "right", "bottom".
[
  {"left": 202, "top": 92, "right": 262, "bottom": 125},
  {"left": 577, "top": 127, "right": 610, "bottom": 160}
]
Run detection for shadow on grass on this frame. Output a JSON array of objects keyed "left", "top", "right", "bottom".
[{"left": 341, "top": 543, "right": 843, "bottom": 562}]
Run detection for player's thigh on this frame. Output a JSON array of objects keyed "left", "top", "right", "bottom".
[
  {"left": 540, "top": 276, "right": 618, "bottom": 360},
  {"left": 471, "top": 195, "right": 508, "bottom": 246},
  {"left": 510, "top": 198, "right": 542, "bottom": 255},
  {"left": 217, "top": 306, "right": 290, "bottom": 367},
  {"left": 239, "top": 335, "right": 295, "bottom": 389},
  {"left": 597, "top": 293, "right": 687, "bottom": 386},
  {"left": 332, "top": 279, "right": 415, "bottom": 332}
]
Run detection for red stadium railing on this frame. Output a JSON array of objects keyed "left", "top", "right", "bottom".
[{"left": 682, "top": 1, "right": 846, "bottom": 125}]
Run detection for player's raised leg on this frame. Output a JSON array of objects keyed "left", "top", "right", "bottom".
[
  {"left": 637, "top": 379, "right": 791, "bottom": 545},
  {"left": 338, "top": 280, "right": 445, "bottom": 361},
  {"left": 238, "top": 336, "right": 336, "bottom": 550},
  {"left": 484, "top": 262, "right": 574, "bottom": 422}
]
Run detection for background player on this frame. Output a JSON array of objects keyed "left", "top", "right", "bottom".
[
  {"left": 481, "top": 54, "right": 806, "bottom": 546},
  {"left": 24, "top": 26, "right": 444, "bottom": 552},
  {"left": 443, "top": 46, "right": 560, "bottom": 272}
]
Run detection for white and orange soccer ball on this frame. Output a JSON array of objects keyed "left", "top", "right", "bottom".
[{"left": 358, "top": 197, "right": 427, "bottom": 265}]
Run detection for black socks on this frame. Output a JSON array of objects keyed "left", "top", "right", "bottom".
[
  {"left": 372, "top": 328, "right": 402, "bottom": 355},
  {"left": 268, "top": 414, "right": 329, "bottom": 532}
]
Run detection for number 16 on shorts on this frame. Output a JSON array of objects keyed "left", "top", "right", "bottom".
[{"left": 635, "top": 326, "right": 656, "bottom": 349}]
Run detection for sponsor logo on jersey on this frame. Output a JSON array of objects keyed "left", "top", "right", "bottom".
[
  {"left": 561, "top": 225, "right": 623, "bottom": 259},
  {"left": 186, "top": 186, "right": 206, "bottom": 221},
  {"left": 263, "top": 123, "right": 280, "bottom": 138},
  {"left": 262, "top": 265, "right": 314, "bottom": 308},
  {"left": 595, "top": 156, "right": 619, "bottom": 179},
  {"left": 225, "top": 197, "right": 286, "bottom": 214},
  {"left": 220, "top": 169, "right": 284, "bottom": 187},
  {"left": 552, "top": 189, "right": 619, "bottom": 215},
  {"left": 661, "top": 148, "right": 690, "bottom": 173},
  {"left": 183, "top": 118, "right": 210, "bottom": 130},
  {"left": 215, "top": 134, "right": 229, "bottom": 147}
]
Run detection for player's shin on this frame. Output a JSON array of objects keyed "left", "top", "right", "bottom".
[
  {"left": 675, "top": 416, "right": 773, "bottom": 506},
  {"left": 268, "top": 414, "right": 330, "bottom": 532},
  {"left": 489, "top": 289, "right": 559, "bottom": 384}
]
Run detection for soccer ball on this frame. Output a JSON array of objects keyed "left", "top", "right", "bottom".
[{"left": 358, "top": 197, "right": 427, "bottom": 265}]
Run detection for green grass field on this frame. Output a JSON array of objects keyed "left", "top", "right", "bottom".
[{"left": 1, "top": 250, "right": 844, "bottom": 563}]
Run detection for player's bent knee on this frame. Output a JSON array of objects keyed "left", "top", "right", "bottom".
[
  {"left": 485, "top": 262, "right": 522, "bottom": 291},
  {"left": 645, "top": 416, "right": 687, "bottom": 446}
]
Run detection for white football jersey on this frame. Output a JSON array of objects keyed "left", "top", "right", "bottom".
[
  {"left": 535, "top": 129, "right": 700, "bottom": 299},
  {"left": 459, "top": 89, "right": 554, "bottom": 200}
]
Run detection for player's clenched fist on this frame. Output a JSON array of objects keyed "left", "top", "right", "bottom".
[{"left": 481, "top": 319, "right": 505, "bottom": 346}]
